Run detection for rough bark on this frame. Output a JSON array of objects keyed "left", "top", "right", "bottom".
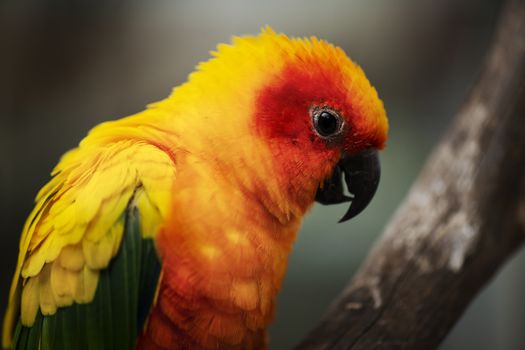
[{"left": 296, "top": 0, "right": 525, "bottom": 349}]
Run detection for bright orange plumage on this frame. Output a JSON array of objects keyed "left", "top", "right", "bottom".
[
  {"left": 3, "top": 27, "right": 387, "bottom": 350},
  {"left": 137, "top": 27, "right": 387, "bottom": 349}
]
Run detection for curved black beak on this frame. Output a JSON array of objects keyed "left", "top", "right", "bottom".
[{"left": 315, "top": 149, "right": 380, "bottom": 222}]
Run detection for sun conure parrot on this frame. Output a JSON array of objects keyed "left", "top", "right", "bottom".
[{"left": 2, "top": 27, "right": 388, "bottom": 350}]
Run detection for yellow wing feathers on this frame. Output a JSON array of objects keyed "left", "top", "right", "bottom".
[{"left": 2, "top": 120, "right": 176, "bottom": 348}]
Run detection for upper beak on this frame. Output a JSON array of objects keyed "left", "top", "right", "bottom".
[{"left": 315, "top": 149, "right": 380, "bottom": 222}]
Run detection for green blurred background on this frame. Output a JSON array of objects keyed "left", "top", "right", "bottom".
[{"left": 1, "top": 0, "right": 523, "bottom": 349}]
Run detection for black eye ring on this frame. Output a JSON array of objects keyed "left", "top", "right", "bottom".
[{"left": 311, "top": 108, "right": 344, "bottom": 138}]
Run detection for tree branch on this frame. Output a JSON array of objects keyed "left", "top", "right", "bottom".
[{"left": 296, "top": 0, "right": 525, "bottom": 348}]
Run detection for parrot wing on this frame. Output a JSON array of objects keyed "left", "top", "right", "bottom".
[{"left": 2, "top": 126, "right": 176, "bottom": 350}]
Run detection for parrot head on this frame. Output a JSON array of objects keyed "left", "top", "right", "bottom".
[
  {"left": 251, "top": 29, "right": 388, "bottom": 221},
  {"left": 253, "top": 43, "right": 387, "bottom": 222},
  {"left": 163, "top": 27, "right": 388, "bottom": 223}
]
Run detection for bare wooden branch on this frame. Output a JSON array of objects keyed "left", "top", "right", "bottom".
[{"left": 296, "top": 0, "right": 525, "bottom": 348}]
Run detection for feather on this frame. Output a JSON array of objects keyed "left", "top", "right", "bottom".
[
  {"left": 10, "top": 204, "right": 161, "bottom": 350},
  {"left": 3, "top": 139, "right": 172, "bottom": 348}
]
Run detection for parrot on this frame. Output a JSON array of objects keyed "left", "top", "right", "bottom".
[{"left": 2, "top": 27, "right": 388, "bottom": 350}]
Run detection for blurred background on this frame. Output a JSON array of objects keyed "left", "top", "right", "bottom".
[{"left": 1, "top": 0, "right": 523, "bottom": 349}]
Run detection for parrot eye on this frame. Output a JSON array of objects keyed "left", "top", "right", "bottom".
[{"left": 312, "top": 108, "right": 344, "bottom": 138}]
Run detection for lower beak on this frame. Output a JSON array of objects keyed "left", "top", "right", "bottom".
[{"left": 315, "top": 149, "right": 380, "bottom": 222}]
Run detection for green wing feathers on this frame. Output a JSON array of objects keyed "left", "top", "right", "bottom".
[
  {"left": 2, "top": 124, "right": 176, "bottom": 349},
  {"left": 10, "top": 206, "right": 161, "bottom": 350}
]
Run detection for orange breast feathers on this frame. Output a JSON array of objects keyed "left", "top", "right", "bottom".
[{"left": 138, "top": 151, "right": 303, "bottom": 350}]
